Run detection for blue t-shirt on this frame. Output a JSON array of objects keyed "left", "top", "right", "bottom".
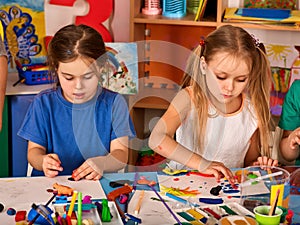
[{"left": 18, "top": 86, "right": 136, "bottom": 176}]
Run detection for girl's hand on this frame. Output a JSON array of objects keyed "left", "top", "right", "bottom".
[
  {"left": 252, "top": 156, "right": 278, "bottom": 167},
  {"left": 288, "top": 128, "right": 300, "bottom": 150},
  {"left": 72, "top": 159, "right": 102, "bottom": 181},
  {"left": 42, "top": 153, "right": 63, "bottom": 178},
  {"left": 204, "top": 161, "right": 236, "bottom": 185}
]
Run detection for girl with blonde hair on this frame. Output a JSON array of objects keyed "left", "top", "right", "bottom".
[{"left": 149, "top": 25, "right": 277, "bottom": 181}]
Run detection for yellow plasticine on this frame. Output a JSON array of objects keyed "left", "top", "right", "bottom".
[{"left": 162, "top": 167, "right": 188, "bottom": 175}]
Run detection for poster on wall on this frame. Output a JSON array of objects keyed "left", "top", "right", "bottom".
[
  {"left": 0, "top": 0, "right": 46, "bottom": 71},
  {"left": 265, "top": 43, "right": 299, "bottom": 115},
  {"left": 103, "top": 42, "right": 138, "bottom": 95},
  {"left": 244, "top": 0, "right": 297, "bottom": 9}
]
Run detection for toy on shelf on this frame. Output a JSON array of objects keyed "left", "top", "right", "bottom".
[
  {"left": 142, "top": 0, "right": 162, "bottom": 15},
  {"left": 187, "top": 0, "right": 200, "bottom": 14},
  {"left": 162, "top": 0, "right": 186, "bottom": 18}
]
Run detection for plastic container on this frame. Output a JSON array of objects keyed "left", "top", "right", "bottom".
[
  {"left": 163, "top": 0, "right": 186, "bottom": 18},
  {"left": 254, "top": 205, "right": 282, "bottom": 225},
  {"left": 142, "top": 0, "right": 162, "bottom": 15},
  {"left": 16, "top": 63, "right": 54, "bottom": 85},
  {"left": 240, "top": 166, "right": 290, "bottom": 212},
  {"left": 187, "top": 0, "right": 200, "bottom": 14}
]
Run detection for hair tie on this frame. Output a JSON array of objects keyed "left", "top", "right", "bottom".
[
  {"left": 66, "top": 50, "right": 72, "bottom": 55},
  {"left": 199, "top": 36, "right": 205, "bottom": 47},
  {"left": 251, "top": 34, "right": 260, "bottom": 48}
]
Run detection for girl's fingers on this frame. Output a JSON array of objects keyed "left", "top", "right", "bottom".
[
  {"left": 84, "top": 171, "right": 102, "bottom": 180},
  {"left": 206, "top": 169, "right": 221, "bottom": 181},
  {"left": 272, "top": 159, "right": 278, "bottom": 166},
  {"left": 221, "top": 168, "right": 235, "bottom": 184},
  {"left": 206, "top": 162, "right": 234, "bottom": 184},
  {"left": 43, "top": 155, "right": 63, "bottom": 175},
  {"left": 48, "top": 153, "right": 61, "bottom": 162},
  {"left": 45, "top": 169, "right": 59, "bottom": 178},
  {"left": 73, "top": 162, "right": 102, "bottom": 181},
  {"left": 261, "top": 158, "right": 268, "bottom": 166}
]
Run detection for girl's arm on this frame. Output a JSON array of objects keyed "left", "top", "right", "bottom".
[
  {"left": 73, "top": 136, "right": 128, "bottom": 181},
  {"left": 27, "top": 141, "right": 63, "bottom": 177},
  {"left": 280, "top": 129, "right": 300, "bottom": 162},
  {"left": 244, "top": 129, "right": 278, "bottom": 167},
  {"left": 149, "top": 89, "right": 234, "bottom": 182}
]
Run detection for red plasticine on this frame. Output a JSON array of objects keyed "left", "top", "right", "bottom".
[
  {"left": 203, "top": 207, "right": 221, "bottom": 220},
  {"left": 15, "top": 210, "right": 26, "bottom": 222}
]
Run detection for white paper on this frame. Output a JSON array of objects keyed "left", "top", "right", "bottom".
[
  {"left": 0, "top": 175, "right": 106, "bottom": 223},
  {"left": 127, "top": 190, "right": 188, "bottom": 225}
]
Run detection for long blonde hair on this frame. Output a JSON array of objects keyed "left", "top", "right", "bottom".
[{"left": 182, "top": 25, "right": 272, "bottom": 157}]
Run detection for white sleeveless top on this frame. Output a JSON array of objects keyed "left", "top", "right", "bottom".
[{"left": 170, "top": 92, "right": 258, "bottom": 169}]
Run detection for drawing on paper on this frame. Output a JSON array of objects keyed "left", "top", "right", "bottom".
[
  {"left": 0, "top": 0, "right": 46, "bottom": 70},
  {"left": 103, "top": 42, "right": 138, "bottom": 95}
]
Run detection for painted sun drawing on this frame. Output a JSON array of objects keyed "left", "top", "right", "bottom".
[{"left": 266, "top": 44, "right": 292, "bottom": 64}]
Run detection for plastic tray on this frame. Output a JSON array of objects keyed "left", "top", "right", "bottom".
[{"left": 16, "top": 63, "right": 54, "bottom": 85}]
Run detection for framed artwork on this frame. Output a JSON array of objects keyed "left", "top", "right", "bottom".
[
  {"left": 265, "top": 43, "right": 299, "bottom": 115},
  {"left": 244, "top": 0, "right": 297, "bottom": 9},
  {"left": 103, "top": 42, "right": 138, "bottom": 95},
  {"left": 0, "top": 0, "right": 46, "bottom": 71}
]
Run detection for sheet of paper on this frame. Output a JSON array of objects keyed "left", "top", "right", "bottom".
[
  {"left": 127, "top": 190, "right": 188, "bottom": 225},
  {"left": 0, "top": 175, "right": 106, "bottom": 223},
  {"left": 157, "top": 173, "right": 238, "bottom": 197},
  {"left": 158, "top": 173, "right": 270, "bottom": 199}
]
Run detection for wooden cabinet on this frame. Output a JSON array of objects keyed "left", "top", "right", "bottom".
[{"left": 127, "top": 0, "right": 300, "bottom": 171}]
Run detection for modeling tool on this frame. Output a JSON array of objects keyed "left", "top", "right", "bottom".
[
  {"left": 149, "top": 185, "right": 182, "bottom": 225},
  {"left": 267, "top": 168, "right": 273, "bottom": 181},
  {"left": 133, "top": 172, "right": 139, "bottom": 191},
  {"left": 166, "top": 192, "right": 199, "bottom": 207},
  {"left": 240, "top": 171, "right": 283, "bottom": 187},
  {"left": 269, "top": 189, "right": 280, "bottom": 216},
  {"left": 12, "top": 78, "right": 25, "bottom": 87},
  {"left": 77, "top": 192, "right": 82, "bottom": 225},
  {"left": 125, "top": 213, "right": 142, "bottom": 223},
  {"left": 67, "top": 191, "right": 78, "bottom": 217},
  {"left": 134, "top": 190, "right": 145, "bottom": 215}
]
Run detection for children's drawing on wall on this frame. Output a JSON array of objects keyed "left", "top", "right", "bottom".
[
  {"left": 0, "top": 0, "right": 46, "bottom": 71},
  {"left": 103, "top": 42, "right": 138, "bottom": 95},
  {"left": 243, "top": 0, "right": 297, "bottom": 9},
  {"left": 265, "top": 43, "right": 298, "bottom": 116}
]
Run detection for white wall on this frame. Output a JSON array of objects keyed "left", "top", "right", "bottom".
[{"left": 44, "top": 0, "right": 130, "bottom": 41}]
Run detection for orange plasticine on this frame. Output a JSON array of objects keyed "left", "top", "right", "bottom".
[{"left": 53, "top": 183, "right": 73, "bottom": 196}]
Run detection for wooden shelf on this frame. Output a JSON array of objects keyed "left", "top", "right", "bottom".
[
  {"left": 133, "top": 13, "right": 218, "bottom": 27},
  {"left": 128, "top": 85, "right": 177, "bottom": 110},
  {"left": 132, "top": 97, "right": 170, "bottom": 109},
  {"left": 133, "top": 14, "right": 300, "bottom": 32}
]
